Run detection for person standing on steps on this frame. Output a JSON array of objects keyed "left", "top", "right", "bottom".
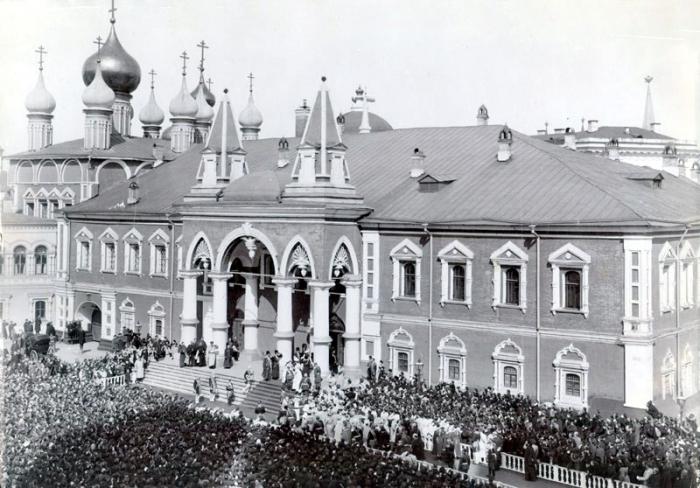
[
  {"left": 226, "top": 379, "right": 235, "bottom": 405},
  {"left": 208, "top": 374, "right": 217, "bottom": 402},
  {"left": 193, "top": 378, "right": 201, "bottom": 404},
  {"left": 262, "top": 351, "right": 272, "bottom": 381},
  {"left": 271, "top": 350, "right": 281, "bottom": 380},
  {"left": 178, "top": 341, "right": 186, "bottom": 368},
  {"left": 78, "top": 328, "right": 85, "bottom": 353}
]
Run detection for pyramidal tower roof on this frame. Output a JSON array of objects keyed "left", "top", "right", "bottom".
[
  {"left": 206, "top": 89, "right": 243, "bottom": 153},
  {"left": 642, "top": 75, "right": 655, "bottom": 131},
  {"left": 299, "top": 78, "right": 343, "bottom": 149}
]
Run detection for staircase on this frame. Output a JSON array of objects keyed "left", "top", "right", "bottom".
[{"left": 142, "top": 361, "right": 282, "bottom": 413}]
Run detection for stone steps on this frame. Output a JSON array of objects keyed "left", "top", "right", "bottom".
[{"left": 142, "top": 361, "right": 282, "bottom": 413}]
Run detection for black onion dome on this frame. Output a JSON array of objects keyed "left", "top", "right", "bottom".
[{"left": 82, "top": 24, "right": 141, "bottom": 94}]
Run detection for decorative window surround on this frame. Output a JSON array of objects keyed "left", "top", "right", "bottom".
[
  {"left": 661, "top": 349, "right": 676, "bottom": 400},
  {"left": 74, "top": 227, "right": 93, "bottom": 272},
  {"left": 123, "top": 228, "right": 144, "bottom": 275},
  {"left": 548, "top": 243, "right": 591, "bottom": 317},
  {"left": 658, "top": 242, "right": 676, "bottom": 314},
  {"left": 119, "top": 298, "right": 135, "bottom": 333},
  {"left": 492, "top": 338, "right": 525, "bottom": 395},
  {"left": 622, "top": 238, "right": 652, "bottom": 335},
  {"left": 437, "top": 332, "right": 467, "bottom": 387},
  {"left": 679, "top": 242, "right": 694, "bottom": 309},
  {"left": 681, "top": 344, "right": 695, "bottom": 399},
  {"left": 390, "top": 239, "right": 422, "bottom": 303},
  {"left": 147, "top": 301, "right": 166, "bottom": 337},
  {"left": 387, "top": 327, "right": 415, "bottom": 377},
  {"left": 362, "top": 231, "right": 380, "bottom": 313},
  {"left": 99, "top": 228, "right": 119, "bottom": 273},
  {"left": 148, "top": 229, "right": 170, "bottom": 277},
  {"left": 553, "top": 344, "right": 589, "bottom": 409},
  {"left": 490, "top": 241, "right": 528, "bottom": 312},
  {"left": 438, "top": 240, "right": 474, "bottom": 307}
]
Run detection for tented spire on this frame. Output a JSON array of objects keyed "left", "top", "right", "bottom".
[{"left": 642, "top": 76, "right": 655, "bottom": 131}]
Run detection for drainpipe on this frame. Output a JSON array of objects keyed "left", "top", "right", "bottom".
[
  {"left": 423, "top": 223, "right": 433, "bottom": 387},
  {"left": 675, "top": 225, "right": 689, "bottom": 409},
  {"left": 530, "top": 225, "right": 541, "bottom": 403},
  {"left": 166, "top": 213, "right": 176, "bottom": 342}
]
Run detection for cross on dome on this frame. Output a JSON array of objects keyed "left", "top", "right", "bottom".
[
  {"left": 93, "top": 36, "right": 104, "bottom": 59},
  {"left": 148, "top": 69, "right": 157, "bottom": 89},
  {"left": 109, "top": 0, "right": 117, "bottom": 24},
  {"left": 196, "top": 40, "right": 209, "bottom": 73},
  {"left": 35, "top": 45, "right": 47, "bottom": 71},
  {"left": 180, "top": 51, "right": 189, "bottom": 76},
  {"left": 207, "top": 78, "right": 213, "bottom": 91},
  {"left": 247, "top": 72, "right": 254, "bottom": 94}
]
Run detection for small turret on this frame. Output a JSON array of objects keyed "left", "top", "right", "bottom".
[
  {"left": 82, "top": 37, "right": 116, "bottom": 151},
  {"left": 239, "top": 73, "right": 263, "bottom": 141},
  {"left": 497, "top": 125, "right": 513, "bottom": 162},
  {"left": 476, "top": 104, "right": 489, "bottom": 126},
  {"left": 138, "top": 69, "right": 165, "bottom": 138},
  {"left": 169, "top": 51, "right": 198, "bottom": 153},
  {"left": 25, "top": 46, "right": 55, "bottom": 151}
]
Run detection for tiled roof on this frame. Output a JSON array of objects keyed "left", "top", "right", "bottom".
[
  {"left": 8, "top": 133, "right": 176, "bottom": 161},
  {"left": 65, "top": 125, "right": 700, "bottom": 227},
  {"left": 533, "top": 126, "right": 673, "bottom": 144}
]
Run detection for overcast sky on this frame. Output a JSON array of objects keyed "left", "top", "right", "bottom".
[{"left": 1, "top": 0, "right": 699, "bottom": 155}]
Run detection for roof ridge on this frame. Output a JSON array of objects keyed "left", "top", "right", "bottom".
[{"left": 515, "top": 134, "right": 647, "bottom": 222}]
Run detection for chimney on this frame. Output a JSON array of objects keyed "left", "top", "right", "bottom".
[
  {"left": 476, "top": 104, "right": 489, "bottom": 126},
  {"left": 497, "top": 125, "right": 513, "bottom": 162},
  {"left": 127, "top": 181, "right": 140, "bottom": 205},
  {"left": 662, "top": 144, "right": 678, "bottom": 169},
  {"left": 605, "top": 138, "right": 620, "bottom": 161},
  {"left": 277, "top": 137, "right": 290, "bottom": 168},
  {"left": 336, "top": 113, "right": 346, "bottom": 135},
  {"left": 587, "top": 119, "right": 599, "bottom": 132},
  {"left": 536, "top": 129, "right": 546, "bottom": 135},
  {"left": 554, "top": 128, "right": 565, "bottom": 134},
  {"left": 563, "top": 127, "right": 576, "bottom": 149},
  {"left": 152, "top": 143, "right": 164, "bottom": 167},
  {"left": 295, "top": 99, "right": 310, "bottom": 138},
  {"left": 650, "top": 122, "right": 661, "bottom": 133},
  {"left": 409, "top": 148, "right": 426, "bottom": 178}
]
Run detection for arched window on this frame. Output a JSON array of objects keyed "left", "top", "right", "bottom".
[
  {"left": 402, "top": 262, "right": 416, "bottom": 298},
  {"left": 564, "top": 270, "right": 581, "bottom": 309},
  {"left": 659, "top": 243, "right": 676, "bottom": 313},
  {"left": 438, "top": 241, "right": 474, "bottom": 306},
  {"left": 34, "top": 300, "right": 46, "bottom": 322},
  {"left": 438, "top": 333, "right": 467, "bottom": 387},
  {"left": 13, "top": 246, "right": 27, "bottom": 275},
  {"left": 451, "top": 264, "right": 466, "bottom": 301},
  {"left": 504, "top": 267, "right": 520, "bottom": 305},
  {"left": 553, "top": 344, "right": 589, "bottom": 409},
  {"left": 492, "top": 339, "right": 525, "bottom": 394},
  {"left": 565, "top": 373, "right": 581, "bottom": 397},
  {"left": 387, "top": 327, "right": 415, "bottom": 378},
  {"left": 34, "top": 246, "right": 48, "bottom": 274}
]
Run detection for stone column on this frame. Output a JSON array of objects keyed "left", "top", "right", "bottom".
[
  {"left": 273, "top": 277, "right": 296, "bottom": 368},
  {"left": 341, "top": 274, "right": 363, "bottom": 377},
  {"left": 209, "top": 272, "right": 232, "bottom": 359},
  {"left": 242, "top": 274, "right": 260, "bottom": 357},
  {"left": 309, "top": 280, "right": 333, "bottom": 376},
  {"left": 179, "top": 270, "right": 202, "bottom": 344}
]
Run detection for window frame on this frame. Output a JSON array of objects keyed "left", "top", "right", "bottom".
[
  {"left": 661, "top": 350, "right": 676, "bottom": 401},
  {"left": 548, "top": 243, "right": 591, "bottom": 317},
  {"left": 123, "top": 228, "right": 144, "bottom": 276},
  {"left": 553, "top": 344, "right": 589, "bottom": 409},
  {"left": 679, "top": 243, "right": 695, "bottom": 309},
  {"left": 148, "top": 229, "right": 170, "bottom": 278},
  {"left": 438, "top": 240, "right": 474, "bottom": 307},
  {"left": 437, "top": 332, "right": 467, "bottom": 387},
  {"left": 147, "top": 301, "right": 166, "bottom": 337},
  {"left": 492, "top": 338, "right": 525, "bottom": 395},
  {"left": 490, "top": 241, "right": 528, "bottom": 312},
  {"left": 99, "top": 228, "right": 119, "bottom": 274},
  {"left": 390, "top": 239, "right": 422, "bottom": 303},
  {"left": 387, "top": 327, "right": 415, "bottom": 378},
  {"left": 34, "top": 245, "right": 48, "bottom": 275},
  {"left": 119, "top": 298, "right": 136, "bottom": 333},
  {"left": 658, "top": 242, "right": 676, "bottom": 314},
  {"left": 74, "top": 227, "right": 94, "bottom": 272},
  {"left": 13, "top": 245, "right": 27, "bottom": 275}
]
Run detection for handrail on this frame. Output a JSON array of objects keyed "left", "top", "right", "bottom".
[{"left": 96, "top": 374, "right": 126, "bottom": 387}]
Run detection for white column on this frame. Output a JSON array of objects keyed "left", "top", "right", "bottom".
[
  {"left": 273, "top": 277, "right": 296, "bottom": 368},
  {"left": 179, "top": 270, "right": 202, "bottom": 344},
  {"left": 342, "top": 275, "right": 363, "bottom": 376},
  {"left": 242, "top": 274, "right": 260, "bottom": 355},
  {"left": 209, "top": 271, "right": 232, "bottom": 358},
  {"left": 309, "top": 280, "right": 333, "bottom": 376}
]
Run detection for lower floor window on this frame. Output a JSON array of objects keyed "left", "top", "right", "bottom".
[
  {"left": 397, "top": 351, "right": 409, "bottom": 373},
  {"left": 155, "top": 319, "right": 163, "bottom": 336},
  {"left": 565, "top": 373, "right": 581, "bottom": 397},
  {"left": 34, "top": 300, "right": 46, "bottom": 321},
  {"left": 504, "top": 366, "right": 518, "bottom": 389},
  {"left": 448, "top": 358, "right": 461, "bottom": 380}
]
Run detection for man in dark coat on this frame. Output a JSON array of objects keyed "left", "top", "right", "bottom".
[
  {"left": 262, "top": 351, "right": 272, "bottom": 381},
  {"left": 78, "top": 328, "right": 85, "bottom": 353},
  {"left": 224, "top": 340, "right": 233, "bottom": 369},
  {"left": 271, "top": 350, "right": 281, "bottom": 380},
  {"left": 367, "top": 356, "right": 377, "bottom": 383}
]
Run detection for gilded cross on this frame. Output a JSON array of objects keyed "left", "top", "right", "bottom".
[
  {"left": 148, "top": 69, "right": 157, "bottom": 89},
  {"left": 206, "top": 78, "right": 214, "bottom": 92},
  {"left": 94, "top": 36, "right": 104, "bottom": 58},
  {"left": 196, "top": 40, "right": 209, "bottom": 73},
  {"left": 109, "top": 0, "right": 117, "bottom": 23},
  {"left": 247, "top": 72, "right": 254, "bottom": 93},
  {"left": 35, "top": 45, "right": 47, "bottom": 71},
  {"left": 180, "top": 51, "right": 189, "bottom": 76}
]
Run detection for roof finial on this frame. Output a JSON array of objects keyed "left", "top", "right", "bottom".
[
  {"left": 645, "top": 75, "right": 653, "bottom": 84},
  {"left": 206, "top": 78, "right": 214, "bottom": 92},
  {"left": 180, "top": 51, "right": 189, "bottom": 77},
  {"left": 196, "top": 40, "right": 209, "bottom": 74},
  {"left": 93, "top": 36, "right": 104, "bottom": 61},
  {"left": 643, "top": 75, "right": 655, "bottom": 130},
  {"left": 35, "top": 45, "right": 47, "bottom": 72},
  {"left": 148, "top": 69, "right": 157, "bottom": 90},
  {"left": 109, "top": 0, "right": 117, "bottom": 24},
  {"left": 247, "top": 72, "right": 254, "bottom": 94}
]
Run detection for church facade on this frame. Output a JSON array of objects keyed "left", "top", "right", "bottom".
[{"left": 3, "top": 8, "right": 699, "bottom": 416}]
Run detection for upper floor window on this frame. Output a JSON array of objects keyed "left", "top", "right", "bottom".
[
  {"left": 123, "top": 228, "right": 144, "bottom": 275},
  {"left": 74, "top": 227, "right": 93, "bottom": 272},
  {"left": 13, "top": 246, "right": 27, "bottom": 275},
  {"left": 362, "top": 232, "right": 380, "bottom": 313},
  {"left": 34, "top": 246, "right": 48, "bottom": 275},
  {"left": 490, "top": 241, "right": 528, "bottom": 311},
  {"left": 679, "top": 243, "right": 695, "bottom": 309},
  {"left": 549, "top": 243, "right": 591, "bottom": 317},
  {"left": 659, "top": 242, "right": 676, "bottom": 313},
  {"left": 390, "top": 239, "right": 422, "bottom": 303},
  {"left": 99, "top": 228, "right": 119, "bottom": 273},
  {"left": 438, "top": 241, "right": 474, "bottom": 307},
  {"left": 148, "top": 229, "right": 170, "bottom": 277}
]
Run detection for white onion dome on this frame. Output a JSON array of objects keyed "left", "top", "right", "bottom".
[
  {"left": 139, "top": 87, "right": 165, "bottom": 126},
  {"left": 82, "top": 62, "right": 116, "bottom": 109},
  {"left": 169, "top": 76, "right": 198, "bottom": 118},
  {"left": 25, "top": 71, "right": 56, "bottom": 114},
  {"left": 193, "top": 83, "right": 214, "bottom": 122},
  {"left": 82, "top": 24, "right": 141, "bottom": 94},
  {"left": 190, "top": 75, "right": 216, "bottom": 107},
  {"left": 239, "top": 93, "right": 263, "bottom": 128}
]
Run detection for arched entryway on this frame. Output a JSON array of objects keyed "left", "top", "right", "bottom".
[{"left": 76, "top": 302, "right": 102, "bottom": 341}]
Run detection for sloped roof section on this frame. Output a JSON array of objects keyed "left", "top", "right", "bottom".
[
  {"left": 301, "top": 89, "right": 342, "bottom": 148},
  {"left": 533, "top": 126, "right": 673, "bottom": 144},
  {"left": 206, "top": 98, "right": 243, "bottom": 153}
]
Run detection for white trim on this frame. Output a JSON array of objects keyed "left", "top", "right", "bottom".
[
  {"left": 74, "top": 226, "right": 93, "bottom": 272},
  {"left": 280, "top": 235, "right": 316, "bottom": 279},
  {"left": 681, "top": 344, "right": 695, "bottom": 399},
  {"left": 490, "top": 241, "right": 528, "bottom": 311},
  {"left": 548, "top": 243, "right": 591, "bottom": 317},
  {"left": 661, "top": 349, "right": 676, "bottom": 400},
  {"left": 492, "top": 338, "right": 524, "bottom": 394},
  {"left": 438, "top": 240, "right": 474, "bottom": 307},
  {"left": 390, "top": 238, "right": 422, "bottom": 303},
  {"left": 362, "top": 231, "right": 380, "bottom": 313},
  {"left": 679, "top": 242, "right": 695, "bottom": 308},
  {"left": 387, "top": 327, "right": 415, "bottom": 377},
  {"left": 215, "top": 224, "right": 280, "bottom": 274},
  {"left": 553, "top": 344, "right": 589, "bottom": 409},
  {"left": 658, "top": 242, "right": 676, "bottom": 313},
  {"left": 99, "top": 227, "right": 119, "bottom": 273},
  {"left": 148, "top": 229, "right": 170, "bottom": 277},
  {"left": 437, "top": 332, "right": 467, "bottom": 387},
  {"left": 119, "top": 297, "right": 136, "bottom": 334},
  {"left": 328, "top": 236, "right": 360, "bottom": 280},
  {"left": 123, "top": 228, "right": 144, "bottom": 275},
  {"left": 147, "top": 301, "right": 166, "bottom": 337}
]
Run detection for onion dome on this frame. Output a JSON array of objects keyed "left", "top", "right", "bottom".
[
  {"left": 82, "top": 62, "right": 116, "bottom": 109},
  {"left": 25, "top": 71, "right": 56, "bottom": 114},
  {"left": 239, "top": 92, "right": 263, "bottom": 128},
  {"left": 169, "top": 76, "right": 198, "bottom": 118},
  {"left": 139, "top": 86, "right": 165, "bottom": 126},
  {"left": 82, "top": 24, "right": 141, "bottom": 94},
  {"left": 193, "top": 83, "right": 214, "bottom": 122},
  {"left": 191, "top": 74, "right": 216, "bottom": 107}
]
